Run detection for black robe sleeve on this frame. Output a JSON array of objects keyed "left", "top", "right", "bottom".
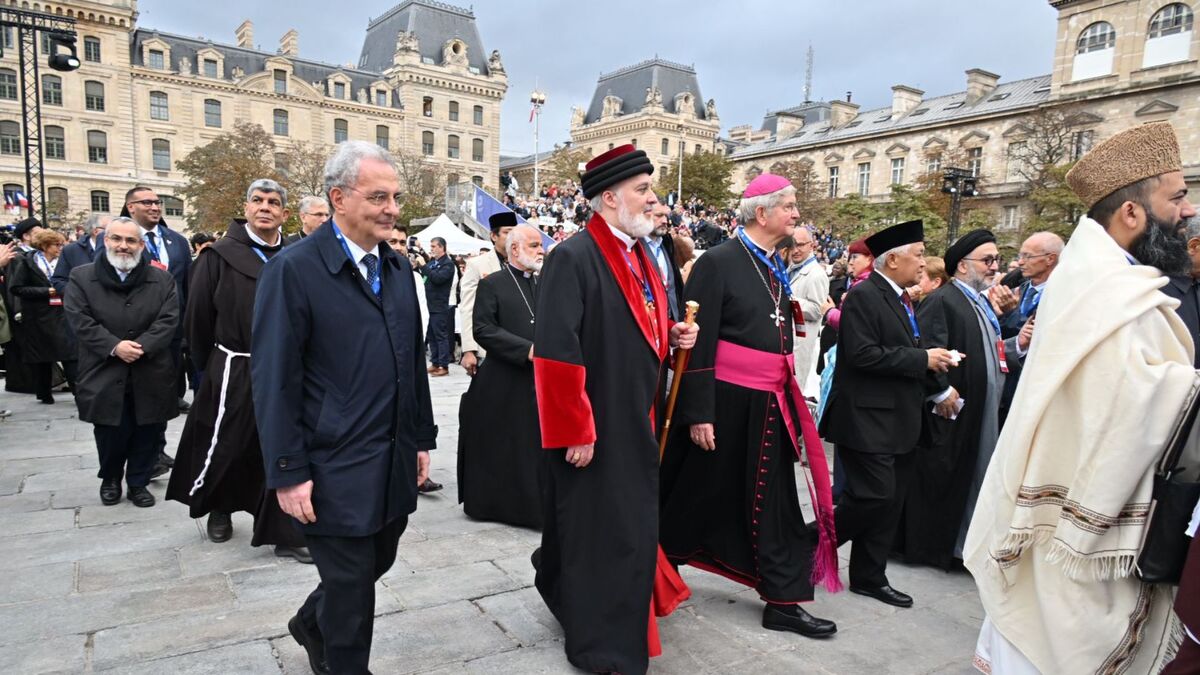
[
  {"left": 184, "top": 249, "right": 221, "bottom": 371},
  {"left": 532, "top": 243, "right": 596, "bottom": 448},
  {"left": 916, "top": 290, "right": 951, "bottom": 396},
  {"left": 676, "top": 249, "right": 724, "bottom": 427},
  {"left": 474, "top": 279, "right": 533, "bottom": 366}
]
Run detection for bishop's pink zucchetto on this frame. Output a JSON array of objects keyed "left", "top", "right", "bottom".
[{"left": 742, "top": 173, "right": 793, "bottom": 199}]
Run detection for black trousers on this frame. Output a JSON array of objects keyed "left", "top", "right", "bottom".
[
  {"left": 833, "top": 446, "right": 914, "bottom": 588},
  {"left": 299, "top": 515, "right": 408, "bottom": 675},
  {"left": 93, "top": 393, "right": 165, "bottom": 488},
  {"left": 425, "top": 310, "right": 451, "bottom": 367}
]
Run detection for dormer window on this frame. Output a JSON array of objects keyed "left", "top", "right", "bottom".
[
  {"left": 274, "top": 69, "right": 287, "bottom": 95},
  {"left": 376, "top": 90, "right": 387, "bottom": 107},
  {"left": 334, "top": 82, "right": 345, "bottom": 99},
  {"left": 148, "top": 49, "right": 165, "bottom": 70}
]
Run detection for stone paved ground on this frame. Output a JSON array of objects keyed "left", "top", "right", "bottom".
[{"left": 0, "top": 370, "right": 983, "bottom": 674}]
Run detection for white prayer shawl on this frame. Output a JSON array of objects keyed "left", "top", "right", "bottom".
[{"left": 964, "top": 216, "right": 1197, "bottom": 675}]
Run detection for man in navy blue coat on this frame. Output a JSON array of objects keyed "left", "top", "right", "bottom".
[
  {"left": 252, "top": 141, "right": 437, "bottom": 675},
  {"left": 419, "top": 236, "right": 455, "bottom": 376},
  {"left": 51, "top": 213, "right": 109, "bottom": 295}
]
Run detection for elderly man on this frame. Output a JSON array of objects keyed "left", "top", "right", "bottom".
[
  {"left": 167, "top": 179, "right": 309, "bottom": 562},
  {"left": 1163, "top": 218, "right": 1200, "bottom": 367},
  {"left": 819, "top": 219, "right": 960, "bottom": 609},
  {"left": 64, "top": 216, "right": 180, "bottom": 507},
  {"left": 788, "top": 226, "right": 832, "bottom": 380},
  {"left": 286, "top": 196, "right": 330, "bottom": 244},
  {"left": 897, "top": 229, "right": 1027, "bottom": 571},
  {"left": 419, "top": 236, "right": 455, "bottom": 376},
  {"left": 533, "top": 144, "right": 698, "bottom": 674},
  {"left": 661, "top": 174, "right": 839, "bottom": 639},
  {"left": 459, "top": 212, "right": 515, "bottom": 377},
  {"left": 52, "top": 213, "right": 109, "bottom": 295},
  {"left": 252, "top": 141, "right": 436, "bottom": 675},
  {"left": 458, "top": 223, "right": 544, "bottom": 528},
  {"left": 966, "top": 121, "right": 1198, "bottom": 675},
  {"left": 996, "top": 231, "right": 1063, "bottom": 425}
]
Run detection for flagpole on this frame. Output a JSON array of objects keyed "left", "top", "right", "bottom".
[{"left": 530, "top": 83, "right": 545, "bottom": 201}]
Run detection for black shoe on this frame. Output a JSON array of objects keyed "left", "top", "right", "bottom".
[
  {"left": 288, "top": 613, "right": 331, "bottom": 675},
  {"left": 207, "top": 510, "right": 232, "bottom": 542},
  {"left": 762, "top": 603, "right": 837, "bottom": 638},
  {"left": 149, "top": 461, "right": 170, "bottom": 480},
  {"left": 127, "top": 486, "right": 155, "bottom": 508},
  {"left": 178, "top": 398, "right": 191, "bottom": 412},
  {"left": 99, "top": 479, "right": 122, "bottom": 506},
  {"left": 37, "top": 394, "right": 54, "bottom": 404},
  {"left": 157, "top": 451, "right": 175, "bottom": 469},
  {"left": 849, "top": 584, "right": 913, "bottom": 608},
  {"left": 275, "top": 545, "right": 314, "bottom": 564},
  {"left": 417, "top": 477, "right": 443, "bottom": 493}
]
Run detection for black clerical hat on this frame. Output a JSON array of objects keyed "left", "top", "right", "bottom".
[
  {"left": 581, "top": 144, "right": 654, "bottom": 199},
  {"left": 489, "top": 211, "right": 517, "bottom": 230},
  {"left": 944, "top": 229, "right": 996, "bottom": 274},
  {"left": 864, "top": 220, "right": 924, "bottom": 257}
]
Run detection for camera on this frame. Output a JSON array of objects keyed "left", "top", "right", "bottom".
[{"left": 0, "top": 224, "right": 13, "bottom": 245}]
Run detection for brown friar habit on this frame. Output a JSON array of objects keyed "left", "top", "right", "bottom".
[
  {"left": 532, "top": 213, "right": 672, "bottom": 675},
  {"left": 457, "top": 263, "right": 543, "bottom": 529},
  {"left": 166, "top": 220, "right": 301, "bottom": 548}
]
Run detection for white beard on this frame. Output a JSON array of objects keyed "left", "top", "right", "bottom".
[
  {"left": 106, "top": 248, "right": 139, "bottom": 273},
  {"left": 516, "top": 250, "right": 543, "bottom": 273},
  {"left": 617, "top": 199, "right": 655, "bottom": 239}
]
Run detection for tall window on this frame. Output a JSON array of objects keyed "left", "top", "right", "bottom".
[
  {"left": 1003, "top": 205, "right": 1020, "bottom": 230},
  {"left": 473, "top": 105, "right": 483, "bottom": 125},
  {"left": 422, "top": 97, "right": 433, "bottom": 117},
  {"left": 149, "top": 91, "right": 169, "bottom": 120},
  {"left": 333, "top": 82, "right": 345, "bottom": 99},
  {"left": 333, "top": 119, "right": 348, "bottom": 144},
  {"left": 1077, "top": 22, "right": 1116, "bottom": 53},
  {"left": 449, "top": 101, "right": 459, "bottom": 122},
  {"left": 447, "top": 134, "right": 460, "bottom": 159},
  {"left": 376, "top": 125, "right": 389, "bottom": 150},
  {"left": 828, "top": 166, "right": 839, "bottom": 198},
  {"left": 375, "top": 90, "right": 387, "bottom": 107},
  {"left": 631, "top": 138, "right": 638, "bottom": 148},
  {"left": 1071, "top": 130, "right": 1094, "bottom": 160},
  {"left": 273, "top": 109, "right": 288, "bottom": 136},
  {"left": 41, "top": 75, "right": 62, "bottom": 106},
  {"left": 83, "top": 36, "right": 101, "bottom": 62},
  {"left": 90, "top": 190, "right": 109, "bottom": 212},
  {"left": 1006, "top": 141, "right": 1028, "bottom": 182},
  {"left": 85, "top": 81, "right": 105, "bottom": 111},
  {"left": 857, "top": 162, "right": 870, "bottom": 196},
  {"left": 202, "top": 59, "right": 218, "bottom": 78},
  {"left": 890, "top": 157, "right": 905, "bottom": 185},
  {"left": 47, "top": 187, "right": 68, "bottom": 216},
  {"left": 661, "top": 138, "right": 670, "bottom": 155},
  {"left": 0, "top": 69, "right": 17, "bottom": 100},
  {"left": 273, "top": 69, "right": 287, "bottom": 94},
  {"left": 87, "top": 130, "right": 107, "bottom": 164},
  {"left": 148, "top": 49, "right": 165, "bottom": 70},
  {"left": 472, "top": 138, "right": 484, "bottom": 162},
  {"left": 152, "top": 139, "right": 171, "bottom": 171},
  {"left": 1150, "top": 4, "right": 1193, "bottom": 38},
  {"left": 927, "top": 154, "right": 942, "bottom": 174},
  {"left": 1, "top": 28, "right": 12, "bottom": 50},
  {"left": 695, "top": 144, "right": 703, "bottom": 154},
  {"left": 0, "top": 121, "right": 20, "bottom": 155},
  {"left": 1073, "top": 22, "right": 1117, "bottom": 80},
  {"left": 422, "top": 131, "right": 434, "bottom": 156},
  {"left": 968, "top": 147, "right": 983, "bottom": 177},
  {"left": 204, "top": 99, "right": 221, "bottom": 128},
  {"left": 1145, "top": 5, "right": 1194, "bottom": 67},
  {"left": 44, "top": 125, "right": 64, "bottom": 160}
]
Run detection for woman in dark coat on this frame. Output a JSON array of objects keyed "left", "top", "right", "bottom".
[{"left": 9, "top": 229, "right": 73, "bottom": 402}]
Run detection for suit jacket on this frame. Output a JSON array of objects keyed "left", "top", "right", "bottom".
[
  {"left": 818, "top": 271, "right": 928, "bottom": 453},
  {"left": 644, "top": 234, "right": 685, "bottom": 322},
  {"left": 118, "top": 215, "right": 190, "bottom": 313},
  {"left": 51, "top": 235, "right": 100, "bottom": 295},
  {"left": 459, "top": 250, "right": 502, "bottom": 354},
  {"left": 419, "top": 254, "right": 455, "bottom": 312},
  {"left": 251, "top": 220, "right": 437, "bottom": 537},
  {"left": 1163, "top": 275, "right": 1200, "bottom": 368}
]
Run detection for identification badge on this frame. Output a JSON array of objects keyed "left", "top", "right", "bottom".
[
  {"left": 48, "top": 296, "right": 62, "bottom": 307},
  {"left": 150, "top": 260, "right": 168, "bottom": 271},
  {"left": 997, "top": 339, "right": 1009, "bottom": 374},
  {"left": 791, "top": 300, "right": 805, "bottom": 338}
]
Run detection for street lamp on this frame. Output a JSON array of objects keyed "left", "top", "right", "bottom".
[
  {"left": 676, "top": 123, "right": 685, "bottom": 202},
  {"left": 530, "top": 89, "right": 546, "bottom": 198},
  {"left": 940, "top": 166, "right": 979, "bottom": 246}
]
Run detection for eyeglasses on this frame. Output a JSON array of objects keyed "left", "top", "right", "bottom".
[
  {"left": 1015, "top": 252, "right": 1051, "bottom": 262},
  {"left": 105, "top": 234, "right": 143, "bottom": 246},
  {"left": 346, "top": 188, "right": 402, "bottom": 207},
  {"left": 128, "top": 199, "right": 162, "bottom": 207},
  {"left": 962, "top": 255, "right": 1001, "bottom": 267}
]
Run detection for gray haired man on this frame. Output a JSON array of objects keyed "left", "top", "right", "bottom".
[{"left": 288, "top": 195, "right": 331, "bottom": 244}]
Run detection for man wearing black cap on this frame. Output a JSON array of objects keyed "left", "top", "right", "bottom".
[
  {"left": 819, "top": 219, "right": 959, "bottom": 609},
  {"left": 895, "top": 229, "right": 1025, "bottom": 571},
  {"left": 12, "top": 217, "right": 43, "bottom": 253},
  {"left": 533, "top": 144, "right": 698, "bottom": 674},
  {"left": 459, "top": 212, "right": 516, "bottom": 377}
]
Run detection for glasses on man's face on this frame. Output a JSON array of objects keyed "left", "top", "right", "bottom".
[
  {"left": 106, "top": 234, "right": 142, "bottom": 246},
  {"left": 1015, "top": 252, "right": 1051, "bottom": 262},
  {"left": 962, "top": 255, "right": 1001, "bottom": 267},
  {"left": 128, "top": 199, "right": 162, "bottom": 208},
  {"left": 347, "top": 188, "right": 402, "bottom": 207}
]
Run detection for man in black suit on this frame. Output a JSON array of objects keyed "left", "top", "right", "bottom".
[
  {"left": 1164, "top": 218, "right": 1200, "bottom": 366},
  {"left": 252, "top": 141, "right": 436, "bottom": 675},
  {"left": 419, "top": 236, "right": 455, "bottom": 376},
  {"left": 644, "top": 203, "right": 685, "bottom": 322},
  {"left": 818, "top": 219, "right": 960, "bottom": 609},
  {"left": 51, "top": 212, "right": 108, "bottom": 295}
]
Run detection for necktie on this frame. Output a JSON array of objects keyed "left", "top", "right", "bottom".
[
  {"left": 145, "top": 231, "right": 159, "bottom": 260},
  {"left": 362, "top": 253, "right": 380, "bottom": 296},
  {"left": 900, "top": 291, "right": 920, "bottom": 339}
]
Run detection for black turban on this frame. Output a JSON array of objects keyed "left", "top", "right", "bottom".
[{"left": 944, "top": 229, "right": 996, "bottom": 275}]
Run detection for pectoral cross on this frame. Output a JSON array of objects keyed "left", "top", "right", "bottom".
[{"left": 769, "top": 309, "right": 784, "bottom": 326}]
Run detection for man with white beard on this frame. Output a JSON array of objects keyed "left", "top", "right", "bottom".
[
  {"left": 457, "top": 224, "right": 546, "bottom": 528},
  {"left": 64, "top": 216, "right": 181, "bottom": 508}
]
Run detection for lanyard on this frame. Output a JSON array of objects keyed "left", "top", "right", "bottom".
[
  {"left": 955, "top": 280, "right": 1001, "bottom": 336},
  {"left": 737, "top": 228, "right": 791, "bottom": 298},
  {"left": 798, "top": 256, "right": 818, "bottom": 271},
  {"left": 900, "top": 295, "right": 921, "bottom": 339},
  {"left": 623, "top": 247, "right": 655, "bottom": 307},
  {"left": 250, "top": 247, "right": 268, "bottom": 264},
  {"left": 331, "top": 221, "right": 381, "bottom": 296},
  {"left": 35, "top": 251, "right": 53, "bottom": 277}
]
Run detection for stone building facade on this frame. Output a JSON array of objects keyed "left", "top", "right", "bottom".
[
  {"left": 0, "top": 0, "right": 506, "bottom": 228},
  {"left": 727, "top": 0, "right": 1200, "bottom": 235}
]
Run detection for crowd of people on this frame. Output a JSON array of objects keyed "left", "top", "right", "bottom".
[{"left": 1, "top": 120, "right": 1199, "bottom": 675}]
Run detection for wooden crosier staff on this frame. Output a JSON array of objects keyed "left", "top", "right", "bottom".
[{"left": 659, "top": 301, "right": 699, "bottom": 459}]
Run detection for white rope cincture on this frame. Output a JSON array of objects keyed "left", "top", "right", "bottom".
[{"left": 188, "top": 344, "right": 250, "bottom": 497}]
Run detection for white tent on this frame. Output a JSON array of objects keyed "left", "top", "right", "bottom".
[{"left": 414, "top": 214, "right": 490, "bottom": 256}]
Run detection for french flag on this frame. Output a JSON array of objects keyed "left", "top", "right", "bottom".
[{"left": 14, "top": 190, "right": 28, "bottom": 208}]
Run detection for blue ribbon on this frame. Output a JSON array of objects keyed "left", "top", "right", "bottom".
[
  {"left": 901, "top": 296, "right": 921, "bottom": 340},
  {"left": 1019, "top": 285, "right": 1040, "bottom": 319},
  {"left": 736, "top": 228, "right": 791, "bottom": 298},
  {"left": 955, "top": 280, "right": 1001, "bottom": 336},
  {"left": 331, "top": 221, "right": 381, "bottom": 296},
  {"left": 143, "top": 228, "right": 162, "bottom": 261}
]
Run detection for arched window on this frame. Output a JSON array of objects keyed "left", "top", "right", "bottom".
[
  {"left": 422, "top": 97, "right": 433, "bottom": 117},
  {"left": 472, "top": 138, "right": 484, "bottom": 162},
  {"left": 41, "top": 74, "right": 62, "bottom": 106},
  {"left": 472, "top": 175, "right": 483, "bottom": 187},
  {"left": 90, "top": 190, "right": 109, "bottom": 212},
  {"left": 273, "top": 109, "right": 288, "bottom": 136},
  {"left": 44, "top": 125, "right": 64, "bottom": 160},
  {"left": 376, "top": 125, "right": 389, "bottom": 150},
  {"left": 1073, "top": 22, "right": 1116, "bottom": 81},
  {"left": 152, "top": 138, "right": 171, "bottom": 171},
  {"left": 449, "top": 100, "right": 459, "bottom": 122},
  {"left": 204, "top": 99, "right": 221, "bottom": 128},
  {"left": 149, "top": 90, "right": 169, "bottom": 120},
  {"left": 422, "top": 131, "right": 434, "bottom": 156},
  {"left": 1145, "top": 4, "right": 1195, "bottom": 67},
  {"left": 333, "top": 118, "right": 348, "bottom": 144},
  {"left": 85, "top": 80, "right": 104, "bottom": 111},
  {"left": 0, "top": 121, "right": 20, "bottom": 155},
  {"left": 447, "top": 134, "right": 460, "bottom": 159},
  {"left": 87, "top": 130, "right": 107, "bottom": 164},
  {"left": 0, "top": 69, "right": 17, "bottom": 100}
]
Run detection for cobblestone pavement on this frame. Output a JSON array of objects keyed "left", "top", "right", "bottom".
[{"left": 0, "top": 369, "right": 982, "bottom": 674}]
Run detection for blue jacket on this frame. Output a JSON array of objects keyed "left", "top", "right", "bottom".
[
  {"left": 419, "top": 254, "right": 455, "bottom": 312},
  {"left": 251, "top": 220, "right": 437, "bottom": 537},
  {"left": 51, "top": 234, "right": 101, "bottom": 295}
]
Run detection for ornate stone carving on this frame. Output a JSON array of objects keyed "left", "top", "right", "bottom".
[
  {"left": 705, "top": 98, "right": 718, "bottom": 120},
  {"left": 674, "top": 92, "right": 694, "bottom": 118},
  {"left": 441, "top": 39, "right": 468, "bottom": 68},
  {"left": 602, "top": 94, "right": 624, "bottom": 119},
  {"left": 488, "top": 49, "right": 504, "bottom": 74},
  {"left": 231, "top": 65, "right": 245, "bottom": 78},
  {"left": 178, "top": 56, "right": 190, "bottom": 74},
  {"left": 644, "top": 86, "right": 662, "bottom": 109},
  {"left": 570, "top": 106, "right": 585, "bottom": 128},
  {"left": 357, "top": 87, "right": 368, "bottom": 103},
  {"left": 396, "top": 31, "right": 419, "bottom": 53}
]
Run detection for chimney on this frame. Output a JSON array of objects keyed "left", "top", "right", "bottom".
[
  {"left": 773, "top": 112, "right": 804, "bottom": 138},
  {"left": 965, "top": 68, "right": 1000, "bottom": 105},
  {"left": 829, "top": 100, "right": 861, "bottom": 128},
  {"left": 235, "top": 20, "right": 253, "bottom": 49},
  {"left": 279, "top": 29, "right": 298, "bottom": 57},
  {"left": 891, "top": 85, "right": 924, "bottom": 117}
]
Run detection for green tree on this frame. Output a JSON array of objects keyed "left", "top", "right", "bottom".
[
  {"left": 392, "top": 147, "right": 446, "bottom": 229},
  {"left": 176, "top": 122, "right": 281, "bottom": 233},
  {"left": 656, "top": 151, "right": 736, "bottom": 209},
  {"left": 771, "top": 159, "right": 832, "bottom": 226},
  {"left": 542, "top": 144, "right": 593, "bottom": 187},
  {"left": 1026, "top": 163, "right": 1084, "bottom": 240},
  {"left": 830, "top": 193, "right": 883, "bottom": 243}
]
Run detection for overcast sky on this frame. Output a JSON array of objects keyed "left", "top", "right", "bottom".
[{"left": 137, "top": 0, "right": 1060, "bottom": 157}]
